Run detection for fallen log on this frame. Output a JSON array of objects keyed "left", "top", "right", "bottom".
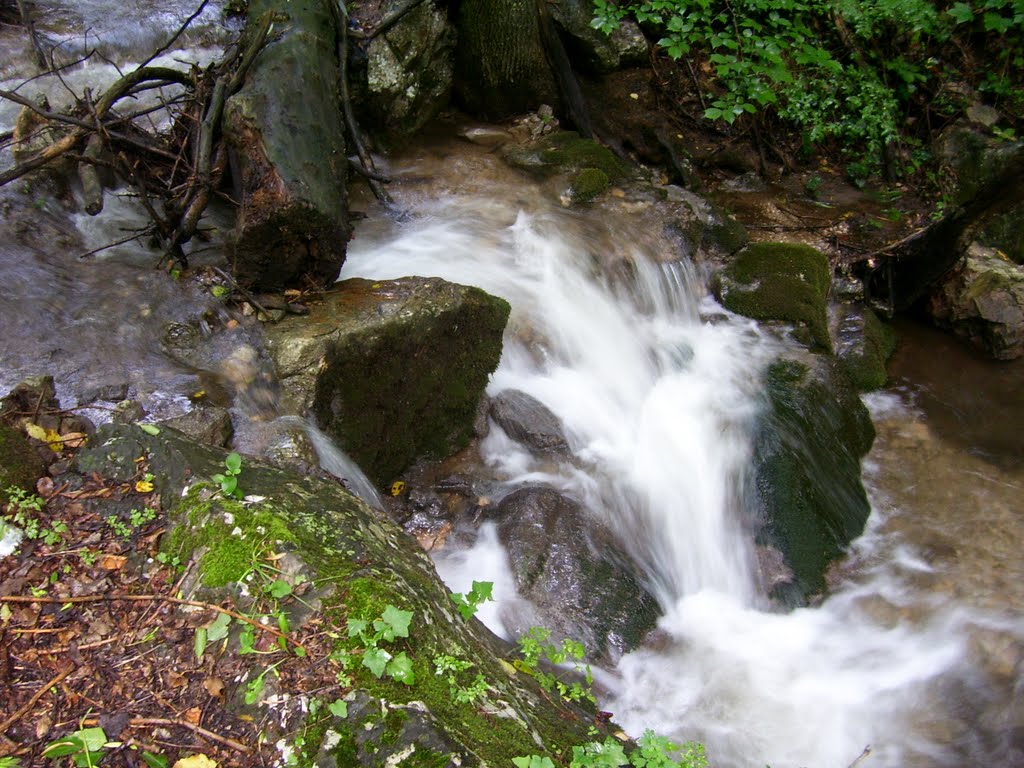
[{"left": 223, "top": 0, "right": 351, "bottom": 291}]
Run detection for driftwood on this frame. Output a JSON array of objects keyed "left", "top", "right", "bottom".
[{"left": 219, "top": 0, "right": 353, "bottom": 290}]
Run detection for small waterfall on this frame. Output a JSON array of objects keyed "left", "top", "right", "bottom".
[{"left": 342, "top": 169, "right": 1022, "bottom": 768}]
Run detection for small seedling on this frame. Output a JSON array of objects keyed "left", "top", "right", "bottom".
[
  {"left": 347, "top": 605, "right": 416, "bottom": 685},
  {"left": 212, "top": 452, "right": 244, "bottom": 499}
]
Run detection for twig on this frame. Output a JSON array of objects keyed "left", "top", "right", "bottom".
[
  {"left": 333, "top": 0, "right": 392, "bottom": 203},
  {"left": 15, "top": 0, "right": 49, "bottom": 71},
  {"left": 77, "top": 226, "right": 154, "bottom": 259},
  {"left": 365, "top": 0, "right": 429, "bottom": 41},
  {"left": 141, "top": 0, "right": 211, "bottom": 68},
  {"left": 0, "top": 665, "right": 74, "bottom": 735},
  {"left": 0, "top": 594, "right": 307, "bottom": 653},
  {"left": 212, "top": 266, "right": 272, "bottom": 319},
  {"left": 129, "top": 717, "right": 252, "bottom": 753},
  {"left": 847, "top": 745, "right": 871, "bottom": 768}
]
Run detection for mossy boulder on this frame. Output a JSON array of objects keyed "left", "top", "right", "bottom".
[
  {"left": 834, "top": 304, "right": 898, "bottom": 391},
  {"left": 503, "top": 131, "right": 630, "bottom": 205},
  {"left": 265, "top": 278, "right": 510, "bottom": 489},
  {"left": 75, "top": 423, "right": 611, "bottom": 767},
  {"left": 753, "top": 354, "right": 875, "bottom": 602},
  {"left": 0, "top": 424, "right": 46, "bottom": 502},
  {"left": 712, "top": 242, "right": 833, "bottom": 351}
]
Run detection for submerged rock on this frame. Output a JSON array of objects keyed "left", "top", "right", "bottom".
[
  {"left": 753, "top": 354, "right": 875, "bottom": 602},
  {"left": 927, "top": 243, "right": 1024, "bottom": 360},
  {"left": 493, "top": 486, "right": 660, "bottom": 664},
  {"left": 489, "top": 390, "right": 570, "bottom": 456},
  {"left": 265, "top": 277, "right": 510, "bottom": 488},
  {"left": 712, "top": 241, "right": 833, "bottom": 351}
]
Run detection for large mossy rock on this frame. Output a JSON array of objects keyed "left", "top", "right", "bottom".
[
  {"left": 712, "top": 242, "right": 833, "bottom": 351},
  {"left": 75, "top": 424, "right": 607, "bottom": 766},
  {"left": 265, "top": 278, "right": 510, "bottom": 488},
  {"left": 224, "top": 0, "right": 350, "bottom": 291},
  {"left": 926, "top": 243, "right": 1024, "bottom": 360},
  {"left": 493, "top": 486, "right": 660, "bottom": 664},
  {"left": 362, "top": 0, "right": 455, "bottom": 138},
  {"left": 754, "top": 355, "right": 875, "bottom": 601}
]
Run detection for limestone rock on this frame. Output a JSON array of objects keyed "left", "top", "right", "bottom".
[
  {"left": 927, "top": 244, "right": 1024, "bottom": 360},
  {"left": 265, "top": 277, "right": 510, "bottom": 487},
  {"left": 493, "top": 486, "right": 660, "bottom": 664},
  {"left": 833, "top": 304, "right": 898, "bottom": 391},
  {"left": 364, "top": 0, "right": 455, "bottom": 138}
]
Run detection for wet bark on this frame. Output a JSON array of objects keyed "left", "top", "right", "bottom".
[{"left": 223, "top": 0, "right": 350, "bottom": 291}]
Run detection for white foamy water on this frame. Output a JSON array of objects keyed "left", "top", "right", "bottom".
[{"left": 341, "top": 149, "right": 1024, "bottom": 768}]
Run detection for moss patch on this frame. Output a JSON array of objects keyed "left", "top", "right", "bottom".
[
  {"left": 837, "top": 307, "right": 898, "bottom": 391},
  {"left": 713, "top": 242, "right": 833, "bottom": 351},
  {"left": 570, "top": 167, "right": 610, "bottom": 202}
]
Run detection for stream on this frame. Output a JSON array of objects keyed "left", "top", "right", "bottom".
[{"left": 2, "top": 6, "right": 1023, "bottom": 768}]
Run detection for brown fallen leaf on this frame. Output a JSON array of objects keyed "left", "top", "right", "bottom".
[
  {"left": 99, "top": 554, "right": 128, "bottom": 571},
  {"left": 183, "top": 706, "right": 202, "bottom": 726},
  {"left": 202, "top": 676, "right": 225, "bottom": 701},
  {"left": 173, "top": 755, "right": 219, "bottom": 768}
]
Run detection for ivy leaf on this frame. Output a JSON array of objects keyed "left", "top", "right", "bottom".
[
  {"left": 194, "top": 627, "right": 208, "bottom": 662},
  {"left": 947, "top": 2, "right": 974, "bottom": 23},
  {"left": 378, "top": 605, "right": 412, "bottom": 640},
  {"left": 328, "top": 699, "right": 349, "bottom": 718},
  {"left": 206, "top": 612, "right": 231, "bottom": 644},
  {"left": 362, "top": 647, "right": 391, "bottom": 678},
  {"left": 267, "top": 579, "right": 293, "bottom": 599},
  {"left": 347, "top": 618, "right": 369, "bottom": 639},
  {"left": 386, "top": 651, "right": 416, "bottom": 685},
  {"left": 136, "top": 422, "right": 161, "bottom": 436},
  {"left": 469, "top": 581, "right": 493, "bottom": 603}
]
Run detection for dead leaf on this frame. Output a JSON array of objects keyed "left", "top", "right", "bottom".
[
  {"left": 135, "top": 480, "right": 154, "bottom": 493},
  {"left": 183, "top": 706, "right": 202, "bottom": 726},
  {"left": 202, "top": 676, "right": 225, "bottom": 701},
  {"left": 61, "top": 432, "right": 87, "bottom": 449},
  {"left": 36, "top": 476, "right": 55, "bottom": 497},
  {"left": 173, "top": 755, "right": 219, "bottom": 768},
  {"left": 166, "top": 669, "right": 188, "bottom": 688},
  {"left": 99, "top": 554, "right": 127, "bottom": 571}
]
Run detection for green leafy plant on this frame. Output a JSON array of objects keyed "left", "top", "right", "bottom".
[
  {"left": 515, "top": 730, "right": 708, "bottom": 768},
  {"left": 2, "top": 487, "right": 66, "bottom": 548},
  {"left": 347, "top": 604, "right": 416, "bottom": 685},
  {"left": 516, "top": 627, "right": 595, "bottom": 704},
  {"left": 42, "top": 726, "right": 110, "bottom": 767},
  {"left": 433, "top": 653, "right": 490, "bottom": 704},
  {"left": 105, "top": 507, "right": 156, "bottom": 539},
  {"left": 212, "top": 452, "right": 244, "bottom": 499},
  {"left": 450, "top": 580, "right": 494, "bottom": 620}
]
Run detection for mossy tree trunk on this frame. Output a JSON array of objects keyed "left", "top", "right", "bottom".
[{"left": 224, "top": 0, "right": 350, "bottom": 291}]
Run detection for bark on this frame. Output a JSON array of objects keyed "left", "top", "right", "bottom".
[{"left": 223, "top": 0, "right": 350, "bottom": 291}]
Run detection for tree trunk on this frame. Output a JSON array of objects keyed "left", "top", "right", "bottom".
[{"left": 224, "top": 0, "right": 350, "bottom": 291}]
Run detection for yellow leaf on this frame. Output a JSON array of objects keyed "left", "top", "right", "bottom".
[
  {"left": 172, "top": 756, "right": 219, "bottom": 768},
  {"left": 135, "top": 480, "right": 155, "bottom": 493},
  {"left": 390, "top": 480, "right": 406, "bottom": 497},
  {"left": 25, "top": 423, "right": 47, "bottom": 442},
  {"left": 25, "top": 423, "right": 64, "bottom": 452}
]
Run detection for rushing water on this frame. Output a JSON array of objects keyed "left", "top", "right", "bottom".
[{"left": 341, "top": 136, "right": 1024, "bottom": 768}]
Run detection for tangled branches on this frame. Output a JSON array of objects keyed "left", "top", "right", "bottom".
[{"left": 0, "top": 9, "right": 272, "bottom": 269}]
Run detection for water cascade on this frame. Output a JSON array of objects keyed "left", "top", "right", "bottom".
[{"left": 340, "top": 146, "right": 1024, "bottom": 768}]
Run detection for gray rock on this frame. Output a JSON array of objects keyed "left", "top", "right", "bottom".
[
  {"left": 160, "top": 405, "right": 233, "bottom": 448},
  {"left": 549, "top": 0, "right": 647, "bottom": 73},
  {"left": 927, "top": 243, "right": 1024, "bottom": 360},
  {"left": 494, "top": 486, "right": 660, "bottom": 664},
  {"left": 490, "top": 390, "right": 570, "bottom": 455},
  {"left": 265, "top": 277, "right": 509, "bottom": 487}
]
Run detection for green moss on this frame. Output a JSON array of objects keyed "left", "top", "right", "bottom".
[
  {"left": 538, "top": 132, "right": 628, "bottom": 180},
  {"left": 571, "top": 168, "right": 610, "bottom": 203},
  {"left": 838, "top": 308, "right": 898, "bottom": 391},
  {"left": 713, "top": 242, "right": 833, "bottom": 351}
]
